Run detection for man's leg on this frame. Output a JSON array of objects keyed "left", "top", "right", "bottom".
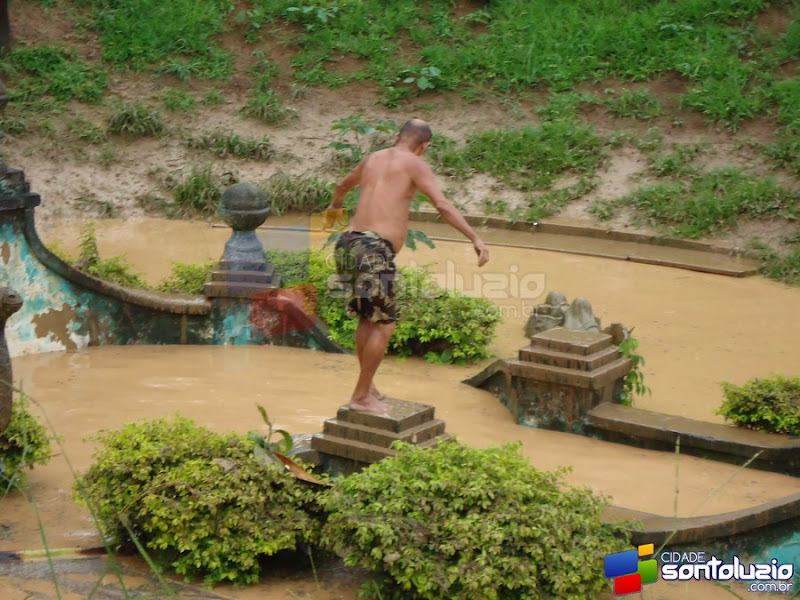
[
  {"left": 355, "top": 318, "right": 386, "bottom": 401},
  {"left": 349, "top": 319, "right": 395, "bottom": 412}
]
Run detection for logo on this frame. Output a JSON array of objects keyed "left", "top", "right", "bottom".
[{"left": 604, "top": 544, "right": 658, "bottom": 596}]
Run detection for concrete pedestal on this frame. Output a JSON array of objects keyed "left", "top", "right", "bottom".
[{"left": 311, "top": 398, "right": 451, "bottom": 475}]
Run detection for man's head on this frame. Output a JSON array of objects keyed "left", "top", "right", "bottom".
[{"left": 396, "top": 118, "right": 432, "bottom": 154}]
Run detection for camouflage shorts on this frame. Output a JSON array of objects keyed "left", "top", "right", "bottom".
[{"left": 334, "top": 230, "right": 397, "bottom": 324}]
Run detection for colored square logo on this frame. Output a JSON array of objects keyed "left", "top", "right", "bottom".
[
  {"left": 604, "top": 544, "right": 658, "bottom": 596},
  {"left": 605, "top": 550, "right": 638, "bottom": 579}
]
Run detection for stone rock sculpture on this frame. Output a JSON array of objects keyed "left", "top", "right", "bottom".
[{"left": 525, "top": 290, "right": 629, "bottom": 342}]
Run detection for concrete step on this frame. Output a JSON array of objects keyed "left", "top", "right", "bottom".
[
  {"left": 336, "top": 398, "right": 435, "bottom": 433},
  {"left": 518, "top": 344, "right": 620, "bottom": 371},
  {"left": 311, "top": 433, "right": 395, "bottom": 464},
  {"left": 504, "top": 356, "right": 633, "bottom": 390},
  {"left": 529, "top": 327, "right": 613, "bottom": 356},
  {"left": 210, "top": 265, "right": 275, "bottom": 282},
  {"left": 311, "top": 430, "right": 454, "bottom": 464},
  {"left": 322, "top": 418, "right": 446, "bottom": 448},
  {"left": 203, "top": 278, "right": 281, "bottom": 298}
]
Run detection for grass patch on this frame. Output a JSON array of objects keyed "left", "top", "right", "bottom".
[
  {"left": 618, "top": 168, "right": 799, "bottom": 238},
  {"left": 0, "top": 45, "right": 107, "bottom": 108},
  {"left": 763, "top": 135, "right": 800, "bottom": 178},
  {"left": 437, "top": 122, "right": 606, "bottom": 191},
  {"left": 263, "top": 173, "right": 332, "bottom": 214},
  {"left": 66, "top": 117, "right": 108, "bottom": 145},
  {"left": 82, "top": 0, "right": 233, "bottom": 78},
  {"left": 240, "top": 0, "right": 779, "bottom": 126},
  {"left": 186, "top": 129, "right": 274, "bottom": 160},
  {"left": 107, "top": 102, "right": 165, "bottom": 137}
]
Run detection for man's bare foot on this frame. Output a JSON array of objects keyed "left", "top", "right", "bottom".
[
  {"left": 348, "top": 394, "right": 390, "bottom": 413},
  {"left": 369, "top": 383, "right": 387, "bottom": 401}
]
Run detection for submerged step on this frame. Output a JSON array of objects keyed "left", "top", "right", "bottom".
[
  {"left": 322, "top": 418, "right": 446, "bottom": 448},
  {"left": 518, "top": 344, "right": 620, "bottom": 371}
]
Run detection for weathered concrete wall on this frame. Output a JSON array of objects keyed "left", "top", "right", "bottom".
[{"left": 0, "top": 166, "right": 343, "bottom": 357}]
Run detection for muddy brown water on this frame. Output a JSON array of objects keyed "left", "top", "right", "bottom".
[{"left": 2, "top": 217, "right": 797, "bottom": 600}]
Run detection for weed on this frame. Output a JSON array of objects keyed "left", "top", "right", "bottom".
[
  {"left": 263, "top": 173, "right": 333, "bottom": 215},
  {"left": 75, "top": 221, "right": 149, "bottom": 289},
  {"left": 98, "top": 146, "right": 118, "bottom": 167},
  {"left": 618, "top": 336, "right": 650, "bottom": 406},
  {"left": 156, "top": 260, "right": 216, "bottom": 294},
  {"left": 523, "top": 177, "right": 598, "bottom": 221},
  {"left": 186, "top": 129, "right": 274, "bottom": 160},
  {"left": 647, "top": 143, "right": 705, "bottom": 178},
  {"left": 203, "top": 90, "right": 225, "bottom": 106},
  {"left": 0, "top": 393, "right": 52, "bottom": 494},
  {"left": 0, "top": 115, "right": 28, "bottom": 135},
  {"left": 762, "top": 135, "right": 800, "bottom": 178},
  {"left": 327, "top": 113, "right": 397, "bottom": 166},
  {"left": 751, "top": 241, "right": 800, "bottom": 285},
  {"left": 73, "top": 194, "right": 118, "bottom": 218},
  {"left": 67, "top": 117, "right": 108, "bottom": 145},
  {"left": 107, "top": 103, "right": 165, "bottom": 137},
  {"left": 536, "top": 91, "right": 598, "bottom": 122},
  {"left": 165, "top": 165, "right": 222, "bottom": 217},
  {"left": 160, "top": 88, "right": 197, "bottom": 112},
  {"left": 588, "top": 198, "right": 617, "bottom": 221},
  {"left": 243, "top": 86, "right": 293, "bottom": 124},
  {"left": 480, "top": 198, "right": 510, "bottom": 215},
  {"left": 606, "top": 89, "right": 663, "bottom": 120}
]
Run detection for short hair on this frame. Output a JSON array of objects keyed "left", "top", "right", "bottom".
[{"left": 398, "top": 119, "right": 432, "bottom": 148}]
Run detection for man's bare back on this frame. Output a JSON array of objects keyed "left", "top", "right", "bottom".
[{"left": 345, "top": 147, "right": 419, "bottom": 252}]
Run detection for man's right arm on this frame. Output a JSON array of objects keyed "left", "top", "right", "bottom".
[
  {"left": 324, "top": 161, "right": 364, "bottom": 228},
  {"left": 412, "top": 159, "right": 490, "bottom": 267}
]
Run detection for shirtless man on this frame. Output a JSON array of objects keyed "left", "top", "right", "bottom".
[{"left": 325, "top": 119, "right": 490, "bottom": 413}]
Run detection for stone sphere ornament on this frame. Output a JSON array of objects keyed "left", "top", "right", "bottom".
[{"left": 218, "top": 183, "right": 271, "bottom": 272}]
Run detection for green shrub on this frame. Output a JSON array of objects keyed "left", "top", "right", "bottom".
[
  {"left": 718, "top": 375, "right": 800, "bottom": 436},
  {"left": 320, "top": 441, "right": 629, "bottom": 600},
  {"left": 74, "top": 415, "right": 324, "bottom": 585},
  {"left": 156, "top": 260, "right": 216, "bottom": 294},
  {"left": 107, "top": 102, "right": 165, "bottom": 137},
  {"left": 1, "top": 394, "right": 52, "bottom": 494}
]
